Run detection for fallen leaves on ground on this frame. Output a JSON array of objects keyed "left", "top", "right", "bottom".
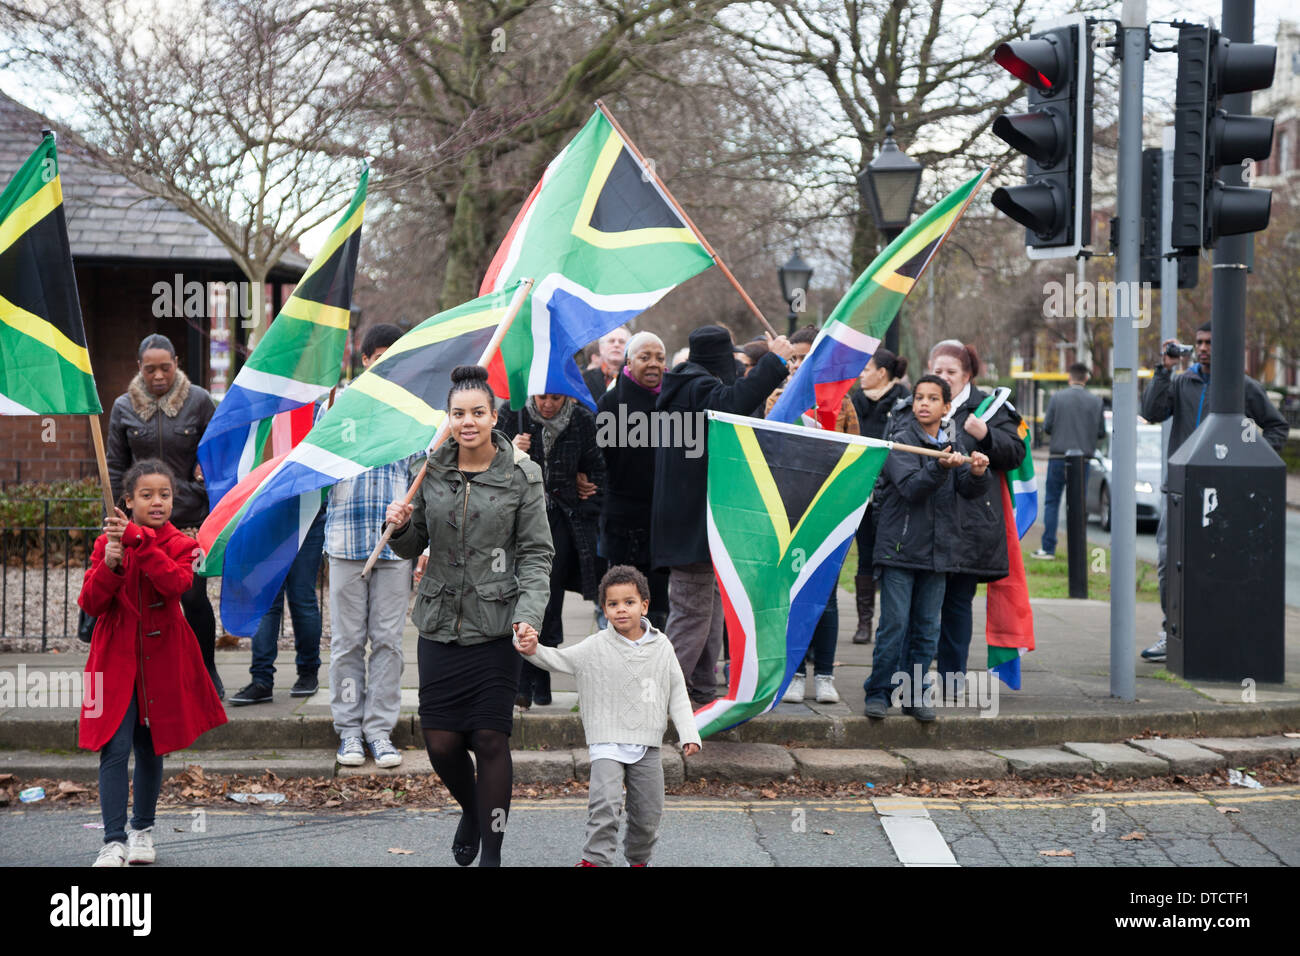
[
  {"left": 1217, "top": 807, "right": 1241, "bottom": 814},
  {"left": 822, "top": 829, "right": 835, "bottom": 835},
  {"left": 1119, "top": 831, "right": 1145, "bottom": 841},
  {"left": 1039, "top": 849, "right": 1075, "bottom": 857},
  {"left": 387, "top": 848, "right": 414, "bottom": 855}
]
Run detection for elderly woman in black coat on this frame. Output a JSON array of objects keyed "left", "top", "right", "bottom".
[{"left": 499, "top": 394, "right": 606, "bottom": 706}]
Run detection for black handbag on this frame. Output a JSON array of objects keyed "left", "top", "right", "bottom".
[{"left": 77, "top": 608, "right": 97, "bottom": 644}]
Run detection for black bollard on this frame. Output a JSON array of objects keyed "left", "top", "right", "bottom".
[{"left": 1065, "top": 453, "right": 1088, "bottom": 599}]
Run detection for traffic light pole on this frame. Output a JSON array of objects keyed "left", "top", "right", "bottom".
[
  {"left": 1109, "top": 0, "right": 1144, "bottom": 702},
  {"left": 1212, "top": 0, "right": 1251, "bottom": 416}
]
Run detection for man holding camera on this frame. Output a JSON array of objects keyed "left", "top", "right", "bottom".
[{"left": 1139, "top": 321, "right": 1288, "bottom": 662}]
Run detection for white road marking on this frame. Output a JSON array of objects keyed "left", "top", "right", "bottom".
[{"left": 873, "top": 797, "right": 959, "bottom": 867}]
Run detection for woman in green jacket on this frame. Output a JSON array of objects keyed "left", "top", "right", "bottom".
[{"left": 387, "top": 365, "right": 554, "bottom": 867}]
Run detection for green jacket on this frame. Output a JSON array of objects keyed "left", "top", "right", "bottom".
[{"left": 389, "top": 431, "right": 554, "bottom": 645}]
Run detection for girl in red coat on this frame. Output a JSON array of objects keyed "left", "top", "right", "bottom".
[{"left": 79, "top": 459, "right": 227, "bottom": 867}]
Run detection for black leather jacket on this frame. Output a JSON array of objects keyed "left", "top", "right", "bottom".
[{"left": 106, "top": 372, "right": 215, "bottom": 527}]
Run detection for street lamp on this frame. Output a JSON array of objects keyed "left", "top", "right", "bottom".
[
  {"left": 777, "top": 244, "right": 813, "bottom": 337},
  {"left": 857, "top": 122, "right": 923, "bottom": 353}
]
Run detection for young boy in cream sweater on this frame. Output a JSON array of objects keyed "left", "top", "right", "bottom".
[{"left": 515, "top": 564, "right": 701, "bottom": 867}]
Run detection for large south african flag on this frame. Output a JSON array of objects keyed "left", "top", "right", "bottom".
[
  {"left": 768, "top": 168, "right": 989, "bottom": 430},
  {"left": 975, "top": 388, "right": 1037, "bottom": 690},
  {"left": 482, "top": 108, "right": 714, "bottom": 411},
  {"left": 698, "top": 412, "right": 891, "bottom": 738},
  {"left": 197, "top": 170, "right": 367, "bottom": 507},
  {"left": 197, "top": 283, "right": 525, "bottom": 635}
]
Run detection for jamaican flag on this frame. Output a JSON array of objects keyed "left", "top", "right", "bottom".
[
  {"left": 197, "top": 169, "right": 368, "bottom": 508},
  {"left": 769, "top": 168, "right": 989, "bottom": 430},
  {"left": 198, "top": 282, "right": 527, "bottom": 635},
  {"left": 481, "top": 108, "right": 714, "bottom": 410},
  {"left": 0, "top": 134, "right": 101, "bottom": 415},
  {"left": 698, "top": 411, "right": 891, "bottom": 738}
]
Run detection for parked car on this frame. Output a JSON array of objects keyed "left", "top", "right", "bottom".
[{"left": 1086, "top": 412, "right": 1163, "bottom": 531}]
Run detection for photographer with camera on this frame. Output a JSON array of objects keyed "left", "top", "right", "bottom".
[{"left": 1138, "top": 321, "right": 1288, "bottom": 662}]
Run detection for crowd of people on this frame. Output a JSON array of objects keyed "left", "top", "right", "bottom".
[{"left": 78, "top": 319, "right": 1291, "bottom": 867}]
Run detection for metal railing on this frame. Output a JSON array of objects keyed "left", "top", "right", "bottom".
[
  {"left": 1, "top": 497, "right": 101, "bottom": 649},
  {"left": 0, "top": 459, "right": 99, "bottom": 490}
]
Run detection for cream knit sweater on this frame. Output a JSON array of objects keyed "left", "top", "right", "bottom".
[{"left": 528, "top": 620, "right": 702, "bottom": 750}]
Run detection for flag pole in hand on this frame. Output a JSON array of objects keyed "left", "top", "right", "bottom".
[{"left": 361, "top": 278, "right": 533, "bottom": 578}]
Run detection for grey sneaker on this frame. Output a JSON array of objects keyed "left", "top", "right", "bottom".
[
  {"left": 782, "top": 674, "right": 806, "bottom": 703},
  {"left": 336, "top": 736, "right": 365, "bottom": 767},
  {"left": 814, "top": 675, "right": 840, "bottom": 703},
  {"left": 864, "top": 698, "right": 889, "bottom": 719},
  {"left": 903, "top": 704, "right": 937, "bottom": 723},
  {"left": 93, "top": 842, "right": 127, "bottom": 867},
  {"left": 1141, "top": 633, "right": 1167, "bottom": 663},
  {"left": 368, "top": 734, "right": 402, "bottom": 769},
  {"left": 126, "top": 826, "right": 155, "bottom": 864}
]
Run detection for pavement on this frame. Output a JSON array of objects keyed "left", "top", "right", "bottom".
[{"left": 2, "top": 588, "right": 1297, "bottom": 784}]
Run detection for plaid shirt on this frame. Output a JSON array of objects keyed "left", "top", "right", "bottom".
[{"left": 324, "top": 454, "right": 424, "bottom": 561}]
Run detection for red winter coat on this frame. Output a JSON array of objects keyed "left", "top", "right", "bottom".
[{"left": 77, "top": 521, "right": 227, "bottom": 754}]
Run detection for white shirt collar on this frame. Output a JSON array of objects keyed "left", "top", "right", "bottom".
[{"left": 943, "top": 382, "right": 971, "bottom": 425}]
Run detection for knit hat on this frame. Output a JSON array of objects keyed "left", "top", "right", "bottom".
[{"left": 687, "top": 326, "right": 737, "bottom": 385}]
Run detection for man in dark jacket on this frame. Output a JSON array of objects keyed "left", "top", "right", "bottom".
[
  {"left": 650, "top": 325, "right": 793, "bottom": 706},
  {"left": 596, "top": 330, "right": 669, "bottom": 628},
  {"left": 1138, "top": 321, "right": 1289, "bottom": 662},
  {"left": 1033, "top": 363, "right": 1105, "bottom": 559}
]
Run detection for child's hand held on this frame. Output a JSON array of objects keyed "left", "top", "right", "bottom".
[{"left": 682, "top": 743, "right": 700, "bottom": 757}]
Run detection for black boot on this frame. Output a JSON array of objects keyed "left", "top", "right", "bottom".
[
  {"left": 532, "top": 667, "right": 552, "bottom": 706},
  {"left": 515, "top": 663, "right": 534, "bottom": 709},
  {"left": 852, "top": 575, "right": 875, "bottom": 644}
]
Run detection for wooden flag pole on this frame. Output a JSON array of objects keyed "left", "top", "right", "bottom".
[
  {"left": 594, "top": 100, "right": 780, "bottom": 339},
  {"left": 87, "top": 415, "right": 116, "bottom": 516},
  {"left": 360, "top": 278, "right": 534, "bottom": 579}
]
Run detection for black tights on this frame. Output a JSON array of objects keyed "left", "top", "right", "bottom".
[{"left": 422, "top": 728, "right": 513, "bottom": 867}]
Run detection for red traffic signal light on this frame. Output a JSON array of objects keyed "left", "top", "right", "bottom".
[{"left": 994, "top": 37, "right": 1066, "bottom": 93}]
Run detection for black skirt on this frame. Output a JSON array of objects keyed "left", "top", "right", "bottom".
[{"left": 417, "top": 636, "right": 522, "bottom": 735}]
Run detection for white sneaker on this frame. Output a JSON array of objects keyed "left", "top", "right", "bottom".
[
  {"left": 126, "top": 826, "right": 155, "bottom": 864},
  {"left": 93, "top": 842, "right": 127, "bottom": 867},
  {"left": 782, "top": 675, "right": 806, "bottom": 703},
  {"left": 337, "top": 736, "right": 366, "bottom": 767},
  {"left": 814, "top": 675, "right": 840, "bottom": 703},
  {"left": 368, "top": 734, "right": 402, "bottom": 769}
]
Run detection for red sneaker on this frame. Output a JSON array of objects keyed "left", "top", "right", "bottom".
[
  {"left": 576, "top": 859, "right": 597, "bottom": 867},
  {"left": 630, "top": 862, "right": 648, "bottom": 867}
]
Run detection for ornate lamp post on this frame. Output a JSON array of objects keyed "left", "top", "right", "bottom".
[
  {"left": 857, "top": 122, "right": 923, "bottom": 353},
  {"left": 777, "top": 244, "right": 813, "bottom": 337}
]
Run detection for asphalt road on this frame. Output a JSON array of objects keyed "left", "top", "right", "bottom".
[
  {"left": 1028, "top": 483, "right": 1300, "bottom": 608},
  {"left": 5, "top": 787, "right": 1298, "bottom": 867}
]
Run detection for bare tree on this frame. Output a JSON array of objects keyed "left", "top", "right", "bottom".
[{"left": 1, "top": 0, "right": 399, "bottom": 343}]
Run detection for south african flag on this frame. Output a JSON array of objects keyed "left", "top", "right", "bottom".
[
  {"left": 0, "top": 134, "right": 102, "bottom": 416},
  {"left": 699, "top": 412, "right": 891, "bottom": 738}
]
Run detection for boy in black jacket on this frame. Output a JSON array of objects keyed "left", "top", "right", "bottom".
[{"left": 864, "top": 375, "right": 990, "bottom": 721}]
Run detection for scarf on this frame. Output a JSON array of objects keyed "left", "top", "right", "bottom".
[
  {"left": 943, "top": 381, "right": 972, "bottom": 426},
  {"left": 622, "top": 365, "right": 662, "bottom": 395},
  {"left": 861, "top": 377, "right": 898, "bottom": 403},
  {"left": 526, "top": 395, "right": 575, "bottom": 459}
]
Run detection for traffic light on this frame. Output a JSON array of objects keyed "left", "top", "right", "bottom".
[
  {"left": 1140, "top": 147, "right": 1198, "bottom": 289},
  {"left": 991, "top": 14, "right": 1092, "bottom": 259},
  {"left": 1171, "top": 25, "right": 1276, "bottom": 250}
]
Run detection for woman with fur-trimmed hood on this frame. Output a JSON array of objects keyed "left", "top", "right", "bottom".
[{"left": 105, "top": 334, "right": 220, "bottom": 697}]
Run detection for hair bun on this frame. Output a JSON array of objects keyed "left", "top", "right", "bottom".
[{"left": 450, "top": 365, "right": 489, "bottom": 385}]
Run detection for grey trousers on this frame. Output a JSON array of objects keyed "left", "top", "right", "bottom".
[
  {"left": 328, "top": 557, "right": 409, "bottom": 740},
  {"left": 584, "top": 749, "right": 664, "bottom": 866},
  {"left": 666, "top": 562, "right": 724, "bottom": 706},
  {"left": 1156, "top": 494, "right": 1168, "bottom": 630}
]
